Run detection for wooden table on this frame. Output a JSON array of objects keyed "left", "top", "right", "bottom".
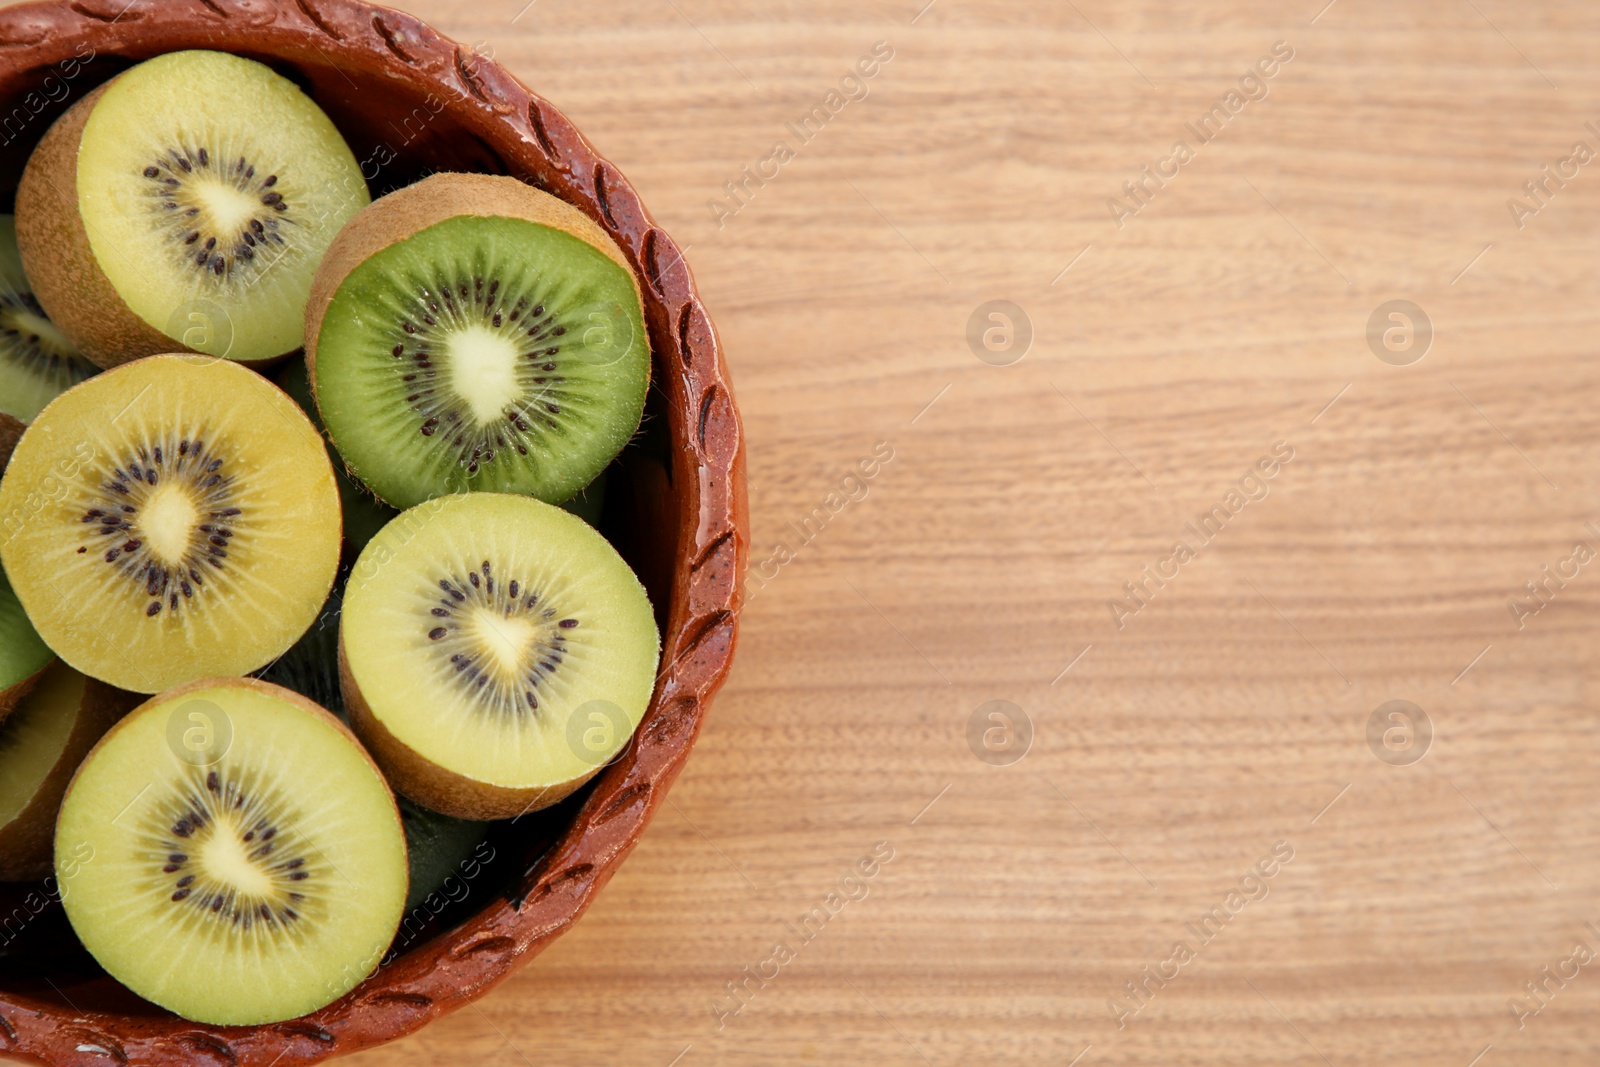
[
  {"left": 15, "top": 0, "right": 1600, "bottom": 1063},
  {"left": 330, "top": 3, "right": 1600, "bottom": 1064}
]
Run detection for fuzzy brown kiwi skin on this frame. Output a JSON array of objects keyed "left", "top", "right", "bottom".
[
  {"left": 304, "top": 172, "right": 649, "bottom": 395},
  {"left": 15, "top": 85, "right": 287, "bottom": 371},
  {"left": 0, "top": 669, "right": 138, "bottom": 881},
  {"left": 0, "top": 661, "right": 52, "bottom": 733},
  {"left": 54, "top": 676, "right": 408, "bottom": 894},
  {"left": 15, "top": 84, "right": 168, "bottom": 371},
  {"left": 338, "top": 631, "right": 595, "bottom": 821},
  {"left": 0, "top": 411, "right": 21, "bottom": 471}
]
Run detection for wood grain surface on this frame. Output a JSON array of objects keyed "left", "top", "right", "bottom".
[{"left": 14, "top": 0, "right": 1600, "bottom": 1063}]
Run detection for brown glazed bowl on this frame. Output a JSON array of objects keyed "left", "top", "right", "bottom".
[{"left": 0, "top": 1, "right": 746, "bottom": 1063}]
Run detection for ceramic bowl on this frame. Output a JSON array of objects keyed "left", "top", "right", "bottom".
[{"left": 0, "top": 1, "right": 746, "bottom": 1062}]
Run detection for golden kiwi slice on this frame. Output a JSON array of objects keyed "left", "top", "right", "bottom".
[
  {"left": 0, "top": 355, "right": 340, "bottom": 693},
  {"left": 15, "top": 50, "right": 368, "bottom": 367}
]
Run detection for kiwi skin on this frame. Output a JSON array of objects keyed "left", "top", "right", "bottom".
[
  {"left": 14, "top": 85, "right": 176, "bottom": 371},
  {"left": 338, "top": 632, "right": 593, "bottom": 821},
  {"left": 0, "top": 671, "right": 139, "bottom": 881},
  {"left": 0, "top": 413, "right": 21, "bottom": 471},
  {"left": 303, "top": 172, "right": 645, "bottom": 392},
  {"left": 0, "top": 663, "right": 50, "bottom": 733}
]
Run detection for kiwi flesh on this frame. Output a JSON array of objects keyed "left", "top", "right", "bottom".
[
  {"left": 307, "top": 173, "right": 650, "bottom": 509},
  {"left": 16, "top": 50, "right": 369, "bottom": 367},
  {"left": 54, "top": 677, "right": 407, "bottom": 1025},
  {"left": 0, "top": 562, "right": 53, "bottom": 725},
  {"left": 0, "top": 355, "right": 341, "bottom": 693},
  {"left": 0, "top": 215, "right": 96, "bottom": 467},
  {"left": 341, "top": 493, "right": 659, "bottom": 820},
  {"left": 0, "top": 662, "right": 137, "bottom": 881}
]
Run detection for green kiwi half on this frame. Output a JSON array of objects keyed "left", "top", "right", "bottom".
[{"left": 307, "top": 173, "right": 649, "bottom": 509}]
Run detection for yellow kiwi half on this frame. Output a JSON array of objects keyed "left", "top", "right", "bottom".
[
  {"left": 341, "top": 493, "right": 659, "bottom": 819},
  {"left": 0, "top": 355, "right": 341, "bottom": 693},
  {"left": 55, "top": 677, "right": 407, "bottom": 1024},
  {"left": 15, "top": 51, "right": 368, "bottom": 367}
]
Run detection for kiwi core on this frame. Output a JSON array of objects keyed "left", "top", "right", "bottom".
[
  {"left": 73, "top": 434, "right": 243, "bottom": 621},
  {"left": 469, "top": 609, "right": 540, "bottom": 676},
  {"left": 191, "top": 176, "right": 271, "bottom": 244},
  {"left": 425, "top": 558, "right": 579, "bottom": 716},
  {"left": 140, "top": 484, "right": 201, "bottom": 563},
  {"left": 194, "top": 816, "right": 277, "bottom": 900},
  {"left": 446, "top": 325, "right": 525, "bottom": 424},
  {"left": 158, "top": 767, "right": 315, "bottom": 929}
]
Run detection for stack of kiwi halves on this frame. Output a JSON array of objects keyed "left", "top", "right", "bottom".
[{"left": 0, "top": 50, "right": 661, "bottom": 1026}]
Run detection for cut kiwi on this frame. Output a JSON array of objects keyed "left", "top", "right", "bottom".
[
  {"left": 54, "top": 677, "right": 407, "bottom": 1025},
  {"left": 16, "top": 50, "right": 369, "bottom": 367},
  {"left": 307, "top": 173, "right": 649, "bottom": 509},
  {"left": 0, "top": 215, "right": 96, "bottom": 467},
  {"left": 0, "top": 562, "right": 53, "bottom": 725},
  {"left": 0, "top": 662, "right": 137, "bottom": 881},
  {"left": 275, "top": 359, "right": 396, "bottom": 557},
  {"left": 0, "top": 355, "right": 341, "bottom": 693},
  {"left": 341, "top": 493, "right": 659, "bottom": 819}
]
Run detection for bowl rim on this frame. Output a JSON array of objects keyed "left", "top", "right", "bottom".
[{"left": 0, "top": 1, "right": 748, "bottom": 1063}]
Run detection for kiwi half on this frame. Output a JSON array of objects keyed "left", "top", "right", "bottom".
[
  {"left": 0, "top": 355, "right": 341, "bottom": 693},
  {"left": 341, "top": 493, "right": 659, "bottom": 819},
  {"left": 307, "top": 173, "right": 650, "bottom": 509},
  {"left": 0, "top": 662, "right": 136, "bottom": 881},
  {"left": 0, "top": 562, "right": 53, "bottom": 725},
  {"left": 54, "top": 677, "right": 407, "bottom": 1025},
  {"left": 0, "top": 215, "right": 96, "bottom": 467},
  {"left": 16, "top": 50, "right": 369, "bottom": 367}
]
